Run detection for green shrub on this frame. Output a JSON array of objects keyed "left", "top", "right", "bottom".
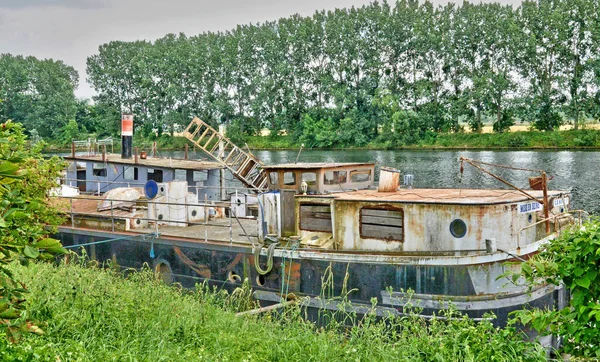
[{"left": 511, "top": 220, "right": 600, "bottom": 358}]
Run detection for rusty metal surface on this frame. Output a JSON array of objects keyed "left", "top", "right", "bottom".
[
  {"left": 332, "top": 188, "right": 568, "bottom": 205},
  {"left": 65, "top": 153, "right": 223, "bottom": 170},
  {"left": 377, "top": 167, "right": 400, "bottom": 192},
  {"left": 263, "top": 162, "right": 374, "bottom": 170}
]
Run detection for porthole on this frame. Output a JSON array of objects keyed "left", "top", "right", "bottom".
[
  {"left": 158, "top": 214, "right": 163, "bottom": 220},
  {"left": 450, "top": 219, "right": 467, "bottom": 238},
  {"left": 191, "top": 210, "right": 197, "bottom": 217},
  {"left": 528, "top": 214, "right": 533, "bottom": 223},
  {"left": 256, "top": 274, "right": 265, "bottom": 286},
  {"left": 136, "top": 219, "right": 141, "bottom": 225}
]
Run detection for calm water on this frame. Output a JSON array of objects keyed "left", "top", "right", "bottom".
[{"left": 60, "top": 149, "right": 600, "bottom": 213}]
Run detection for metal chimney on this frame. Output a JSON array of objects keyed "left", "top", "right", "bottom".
[
  {"left": 378, "top": 167, "right": 401, "bottom": 192},
  {"left": 121, "top": 114, "right": 133, "bottom": 159}
]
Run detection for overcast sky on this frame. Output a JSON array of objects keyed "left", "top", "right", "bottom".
[{"left": 0, "top": 0, "right": 521, "bottom": 99}]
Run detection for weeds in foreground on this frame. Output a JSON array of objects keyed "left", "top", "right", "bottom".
[{"left": 2, "top": 257, "right": 547, "bottom": 361}]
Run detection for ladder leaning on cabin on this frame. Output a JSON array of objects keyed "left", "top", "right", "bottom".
[{"left": 183, "top": 117, "right": 269, "bottom": 192}]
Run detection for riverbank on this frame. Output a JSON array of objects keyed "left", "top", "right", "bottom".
[
  {"left": 246, "top": 129, "right": 600, "bottom": 150},
  {"left": 4, "top": 260, "right": 545, "bottom": 361},
  {"left": 44, "top": 129, "right": 600, "bottom": 152}
]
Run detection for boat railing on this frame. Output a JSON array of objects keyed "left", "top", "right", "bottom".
[
  {"left": 61, "top": 177, "right": 258, "bottom": 196},
  {"left": 516, "top": 209, "right": 589, "bottom": 248},
  {"left": 53, "top": 195, "right": 259, "bottom": 247}
]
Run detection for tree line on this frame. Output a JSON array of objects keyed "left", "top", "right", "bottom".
[{"left": 3, "top": 0, "right": 600, "bottom": 147}]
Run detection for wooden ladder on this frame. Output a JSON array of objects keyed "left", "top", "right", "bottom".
[{"left": 183, "top": 117, "right": 268, "bottom": 192}]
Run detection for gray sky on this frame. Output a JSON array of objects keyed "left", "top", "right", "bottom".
[{"left": 0, "top": 0, "right": 521, "bottom": 99}]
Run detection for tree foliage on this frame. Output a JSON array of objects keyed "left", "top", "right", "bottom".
[
  {"left": 0, "top": 120, "right": 67, "bottom": 342},
  {"left": 82, "top": 0, "right": 600, "bottom": 147},
  {"left": 0, "top": 55, "right": 78, "bottom": 140}
]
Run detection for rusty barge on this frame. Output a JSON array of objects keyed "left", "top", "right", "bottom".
[{"left": 53, "top": 117, "right": 579, "bottom": 335}]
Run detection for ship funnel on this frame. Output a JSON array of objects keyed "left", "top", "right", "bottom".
[
  {"left": 378, "top": 167, "right": 400, "bottom": 192},
  {"left": 121, "top": 114, "right": 133, "bottom": 159}
]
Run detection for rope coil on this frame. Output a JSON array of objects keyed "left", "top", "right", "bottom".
[{"left": 254, "top": 241, "right": 279, "bottom": 275}]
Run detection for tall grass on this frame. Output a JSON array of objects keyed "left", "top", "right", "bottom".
[{"left": 3, "top": 258, "right": 546, "bottom": 361}]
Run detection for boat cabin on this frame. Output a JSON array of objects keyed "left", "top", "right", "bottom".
[
  {"left": 262, "top": 163, "right": 375, "bottom": 235},
  {"left": 64, "top": 153, "right": 224, "bottom": 201},
  {"left": 258, "top": 164, "right": 572, "bottom": 253}
]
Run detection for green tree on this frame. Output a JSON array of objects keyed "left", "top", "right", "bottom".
[{"left": 0, "top": 55, "right": 78, "bottom": 140}]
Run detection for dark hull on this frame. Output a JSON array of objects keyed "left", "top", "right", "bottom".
[{"left": 56, "top": 227, "right": 565, "bottom": 328}]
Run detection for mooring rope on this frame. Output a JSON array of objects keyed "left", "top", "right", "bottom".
[
  {"left": 280, "top": 240, "right": 299, "bottom": 302},
  {"left": 254, "top": 241, "right": 279, "bottom": 275},
  {"left": 64, "top": 232, "right": 160, "bottom": 249}
]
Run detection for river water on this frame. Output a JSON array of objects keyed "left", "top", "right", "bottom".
[
  {"left": 59, "top": 149, "right": 600, "bottom": 213},
  {"left": 254, "top": 149, "right": 599, "bottom": 214}
]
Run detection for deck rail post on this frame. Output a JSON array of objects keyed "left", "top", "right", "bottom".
[
  {"left": 111, "top": 199, "right": 114, "bottom": 232},
  {"left": 70, "top": 198, "right": 75, "bottom": 228},
  {"left": 154, "top": 201, "right": 159, "bottom": 235},
  {"left": 229, "top": 204, "right": 233, "bottom": 245},
  {"left": 204, "top": 194, "right": 208, "bottom": 243}
]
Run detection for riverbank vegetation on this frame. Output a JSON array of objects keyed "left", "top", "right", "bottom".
[
  {"left": 244, "top": 128, "right": 600, "bottom": 150},
  {"left": 3, "top": 0, "right": 600, "bottom": 151},
  {"left": 3, "top": 258, "right": 546, "bottom": 361}
]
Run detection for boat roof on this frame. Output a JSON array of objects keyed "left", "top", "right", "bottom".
[
  {"left": 65, "top": 154, "right": 224, "bottom": 171},
  {"left": 328, "top": 188, "right": 569, "bottom": 205},
  {"left": 263, "top": 162, "right": 374, "bottom": 170}
]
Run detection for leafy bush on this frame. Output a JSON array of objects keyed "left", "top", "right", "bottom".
[
  {"left": 0, "top": 120, "right": 67, "bottom": 342},
  {"left": 512, "top": 220, "right": 600, "bottom": 358}
]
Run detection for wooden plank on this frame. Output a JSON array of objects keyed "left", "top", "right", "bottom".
[
  {"left": 300, "top": 205, "right": 330, "bottom": 213},
  {"left": 300, "top": 211, "right": 331, "bottom": 220},
  {"left": 361, "top": 215, "right": 403, "bottom": 227},
  {"left": 361, "top": 224, "right": 403, "bottom": 240},
  {"left": 361, "top": 208, "right": 402, "bottom": 218},
  {"left": 300, "top": 218, "right": 332, "bottom": 232}
]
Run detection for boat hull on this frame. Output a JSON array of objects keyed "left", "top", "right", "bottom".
[{"left": 56, "top": 227, "right": 566, "bottom": 328}]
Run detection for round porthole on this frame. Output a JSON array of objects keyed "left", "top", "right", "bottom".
[
  {"left": 528, "top": 214, "right": 533, "bottom": 223},
  {"left": 191, "top": 210, "right": 197, "bottom": 217},
  {"left": 450, "top": 219, "right": 467, "bottom": 238}
]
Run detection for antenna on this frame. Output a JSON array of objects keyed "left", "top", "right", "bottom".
[{"left": 295, "top": 144, "right": 305, "bottom": 164}]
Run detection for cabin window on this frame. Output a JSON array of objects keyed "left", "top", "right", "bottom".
[
  {"left": 148, "top": 168, "right": 163, "bottom": 183},
  {"left": 124, "top": 167, "right": 138, "bottom": 181},
  {"left": 193, "top": 171, "right": 207, "bottom": 182},
  {"left": 449, "top": 219, "right": 467, "bottom": 238},
  {"left": 301, "top": 172, "right": 317, "bottom": 192},
  {"left": 299, "top": 204, "right": 332, "bottom": 232},
  {"left": 360, "top": 207, "right": 403, "bottom": 241},
  {"left": 324, "top": 170, "right": 347, "bottom": 185},
  {"left": 174, "top": 169, "right": 187, "bottom": 181},
  {"left": 92, "top": 163, "right": 107, "bottom": 177},
  {"left": 269, "top": 171, "right": 279, "bottom": 186},
  {"left": 350, "top": 169, "right": 371, "bottom": 183},
  {"left": 284, "top": 172, "right": 296, "bottom": 186}
]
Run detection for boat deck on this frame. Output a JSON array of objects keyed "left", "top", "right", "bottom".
[{"left": 53, "top": 196, "right": 260, "bottom": 245}]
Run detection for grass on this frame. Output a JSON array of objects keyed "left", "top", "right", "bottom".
[{"left": 2, "top": 258, "right": 547, "bottom": 361}]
